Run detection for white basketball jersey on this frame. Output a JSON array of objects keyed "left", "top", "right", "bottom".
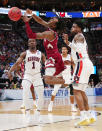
[
  {"left": 24, "top": 50, "right": 42, "bottom": 75},
  {"left": 62, "top": 54, "right": 71, "bottom": 75},
  {"left": 71, "top": 33, "right": 89, "bottom": 63}
]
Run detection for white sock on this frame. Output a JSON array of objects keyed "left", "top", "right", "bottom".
[
  {"left": 71, "top": 104, "right": 75, "bottom": 108},
  {"left": 50, "top": 101, "right": 53, "bottom": 105},
  {"left": 80, "top": 110, "right": 87, "bottom": 120},
  {"left": 85, "top": 110, "right": 94, "bottom": 119},
  {"left": 34, "top": 100, "right": 37, "bottom": 104}
]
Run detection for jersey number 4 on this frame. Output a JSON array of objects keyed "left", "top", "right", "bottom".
[{"left": 32, "top": 62, "right": 35, "bottom": 69}]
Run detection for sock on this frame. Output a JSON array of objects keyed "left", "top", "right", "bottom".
[
  {"left": 50, "top": 101, "right": 53, "bottom": 105},
  {"left": 80, "top": 110, "right": 87, "bottom": 120},
  {"left": 71, "top": 104, "right": 75, "bottom": 108},
  {"left": 85, "top": 110, "right": 95, "bottom": 119}
]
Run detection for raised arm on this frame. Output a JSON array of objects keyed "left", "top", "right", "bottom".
[
  {"left": 25, "top": 21, "right": 55, "bottom": 41},
  {"left": 8, "top": 52, "right": 26, "bottom": 80},
  {"left": 63, "top": 33, "right": 85, "bottom": 52},
  {"left": 26, "top": 9, "right": 49, "bottom": 27}
]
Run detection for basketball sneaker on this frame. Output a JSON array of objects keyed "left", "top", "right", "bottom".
[
  {"left": 89, "top": 117, "right": 96, "bottom": 124},
  {"left": 86, "top": 111, "right": 96, "bottom": 124},
  {"left": 34, "top": 100, "right": 37, "bottom": 108},
  {"left": 20, "top": 103, "right": 25, "bottom": 109},
  {"left": 25, "top": 109, "right": 32, "bottom": 124},
  {"left": 48, "top": 102, "right": 53, "bottom": 112},
  {"left": 75, "top": 118, "right": 90, "bottom": 127},
  {"left": 71, "top": 104, "right": 77, "bottom": 112}
]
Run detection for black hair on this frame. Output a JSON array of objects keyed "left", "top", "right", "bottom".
[
  {"left": 73, "top": 20, "right": 84, "bottom": 30},
  {"left": 55, "top": 19, "right": 66, "bottom": 33},
  {"left": 62, "top": 45, "right": 69, "bottom": 50}
]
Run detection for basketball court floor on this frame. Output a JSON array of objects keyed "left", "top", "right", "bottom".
[{"left": 0, "top": 96, "right": 102, "bottom": 131}]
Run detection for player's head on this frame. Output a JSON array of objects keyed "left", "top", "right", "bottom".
[
  {"left": 48, "top": 17, "right": 65, "bottom": 33},
  {"left": 28, "top": 39, "right": 36, "bottom": 50},
  {"left": 62, "top": 46, "right": 68, "bottom": 55},
  {"left": 71, "top": 20, "right": 84, "bottom": 34}
]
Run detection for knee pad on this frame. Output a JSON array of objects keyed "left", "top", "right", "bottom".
[{"left": 52, "top": 84, "right": 61, "bottom": 96}]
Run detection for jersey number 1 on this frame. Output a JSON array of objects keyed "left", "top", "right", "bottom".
[{"left": 32, "top": 62, "right": 35, "bottom": 69}]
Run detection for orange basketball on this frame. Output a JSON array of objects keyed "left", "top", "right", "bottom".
[{"left": 8, "top": 7, "right": 21, "bottom": 21}]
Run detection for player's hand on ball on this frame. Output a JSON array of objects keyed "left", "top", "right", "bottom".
[{"left": 26, "top": 9, "right": 32, "bottom": 14}]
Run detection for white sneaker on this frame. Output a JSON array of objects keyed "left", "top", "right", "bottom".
[
  {"left": 71, "top": 106, "right": 77, "bottom": 112},
  {"left": 20, "top": 103, "right": 25, "bottom": 109},
  {"left": 34, "top": 110, "right": 40, "bottom": 122},
  {"left": 34, "top": 101, "right": 37, "bottom": 108},
  {"left": 25, "top": 110, "right": 32, "bottom": 124},
  {"left": 48, "top": 102, "right": 53, "bottom": 112},
  {"left": 75, "top": 118, "right": 90, "bottom": 127}
]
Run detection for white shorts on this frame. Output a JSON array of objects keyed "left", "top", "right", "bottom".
[
  {"left": 45, "top": 67, "right": 62, "bottom": 77},
  {"left": 72, "top": 59, "right": 94, "bottom": 91},
  {"left": 22, "top": 73, "right": 43, "bottom": 87},
  {"left": 62, "top": 73, "right": 72, "bottom": 84}
]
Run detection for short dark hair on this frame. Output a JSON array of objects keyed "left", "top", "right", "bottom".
[
  {"left": 62, "top": 45, "right": 68, "bottom": 50},
  {"left": 55, "top": 19, "right": 66, "bottom": 33},
  {"left": 73, "top": 20, "right": 84, "bottom": 30}
]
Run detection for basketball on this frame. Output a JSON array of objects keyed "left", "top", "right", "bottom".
[{"left": 8, "top": 7, "right": 21, "bottom": 21}]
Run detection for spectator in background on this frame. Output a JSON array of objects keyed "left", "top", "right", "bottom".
[
  {"left": 2, "top": 70, "right": 9, "bottom": 79},
  {"left": 95, "top": 78, "right": 102, "bottom": 88},
  {"left": 0, "top": 65, "right": 4, "bottom": 77}
]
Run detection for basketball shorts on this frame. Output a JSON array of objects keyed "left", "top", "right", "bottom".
[{"left": 72, "top": 59, "right": 94, "bottom": 91}]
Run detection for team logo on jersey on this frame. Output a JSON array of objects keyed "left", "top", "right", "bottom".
[
  {"left": 28, "top": 56, "right": 40, "bottom": 62},
  {"left": 47, "top": 44, "right": 53, "bottom": 49}
]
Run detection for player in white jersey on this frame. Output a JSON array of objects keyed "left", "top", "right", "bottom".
[
  {"left": 48, "top": 46, "right": 76, "bottom": 112},
  {"left": 63, "top": 20, "right": 95, "bottom": 126},
  {"left": 61, "top": 46, "right": 77, "bottom": 112},
  {"left": 8, "top": 39, "right": 46, "bottom": 123}
]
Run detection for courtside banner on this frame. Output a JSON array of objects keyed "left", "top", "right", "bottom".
[
  {"left": 45, "top": 11, "right": 102, "bottom": 18},
  {"left": 0, "top": 8, "right": 101, "bottom": 18},
  {"left": 0, "top": 8, "right": 39, "bottom": 16}
]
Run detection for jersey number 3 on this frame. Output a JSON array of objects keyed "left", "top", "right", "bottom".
[{"left": 32, "top": 62, "right": 35, "bottom": 69}]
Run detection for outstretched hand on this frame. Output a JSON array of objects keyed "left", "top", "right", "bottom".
[
  {"left": 26, "top": 8, "right": 32, "bottom": 14},
  {"left": 22, "top": 13, "right": 32, "bottom": 23}
]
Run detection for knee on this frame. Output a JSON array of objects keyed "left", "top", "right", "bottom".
[{"left": 52, "top": 89, "right": 58, "bottom": 96}]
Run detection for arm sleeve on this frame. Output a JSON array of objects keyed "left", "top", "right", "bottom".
[{"left": 25, "top": 22, "right": 36, "bottom": 39}]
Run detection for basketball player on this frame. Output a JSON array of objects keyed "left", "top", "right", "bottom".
[
  {"left": 48, "top": 45, "right": 77, "bottom": 112},
  {"left": 17, "top": 62, "right": 37, "bottom": 109},
  {"left": 22, "top": 11, "right": 67, "bottom": 86},
  {"left": 62, "top": 46, "right": 77, "bottom": 112},
  {"left": 8, "top": 39, "right": 46, "bottom": 123},
  {"left": 63, "top": 20, "right": 95, "bottom": 126}
]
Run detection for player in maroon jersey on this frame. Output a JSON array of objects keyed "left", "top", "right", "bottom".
[{"left": 22, "top": 10, "right": 66, "bottom": 86}]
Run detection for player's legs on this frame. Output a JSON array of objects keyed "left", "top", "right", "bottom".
[
  {"left": 30, "top": 85, "right": 36, "bottom": 101},
  {"left": 33, "top": 75, "right": 44, "bottom": 122},
  {"left": 69, "top": 84, "right": 77, "bottom": 111},
  {"left": 48, "top": 84, "right": 61, "bottom": 111},
  {"left": 44, "top": 68, "right": 65, "bottom": 85},
  {"left": 22, "top": 79, "right": 32, "bottom": 110},
  {"left": 45, "top": 68, "right": 62, "bottom": 111},
  {"left": 21, "top": 79, "right": 32, "bottom": 123},
  {"left": 30, "top": 85, "right": 37, "bottom": 107},
  {"left": 44, "top": 75, "right": 65, "bottom": 85}
]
